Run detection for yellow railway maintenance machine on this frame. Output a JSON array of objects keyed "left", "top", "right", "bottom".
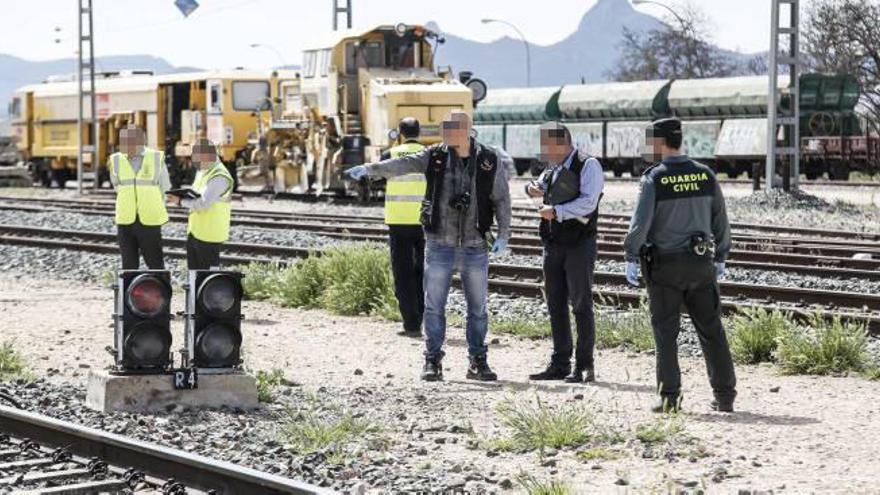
[
  {"left": 9, "top": 69, "right": 298, "bottom": 189},
  {"left": 262, "top": 23, "right": 487, "bottom": 197}
]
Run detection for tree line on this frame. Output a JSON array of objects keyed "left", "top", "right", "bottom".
[{"left": 610, "top": 0, "right": 880, "bottom": 130}]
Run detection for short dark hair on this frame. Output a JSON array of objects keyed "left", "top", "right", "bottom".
[
  {"left": 398, "top": 117, "right": 420, "bottom": 139},
  {"left": 650, "top": 117, "right": 683, "bottom": 150},
  {"left": 539, "top": 122, "right": 571, "bottom": 145}
]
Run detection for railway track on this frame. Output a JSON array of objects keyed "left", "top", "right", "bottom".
[
  {"left": 2, "top": 197, "right": 878, "bottom": 280},
  {"left": 7, "top": 194, "right": 880, "bottom": 244},
  {"left": 0, "top": 404, "right": 325, "bottom": 494},
  {"left": 20, "top": 190, "right": 880, "bottom": 242},
  {"left": 1, "top": 223, "right": 878, "bottom": 334},
  {"left": 512, "top": 175, "right": 880, "bottom": 188}
]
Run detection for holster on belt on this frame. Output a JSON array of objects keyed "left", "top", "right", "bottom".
[{"left": 639, "top": 244, "right": 655, "bottom": 284}]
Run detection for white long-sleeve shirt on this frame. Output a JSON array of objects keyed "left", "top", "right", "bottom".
[{"left": 180, "top": 176, "right": 230, "bottom": 211}]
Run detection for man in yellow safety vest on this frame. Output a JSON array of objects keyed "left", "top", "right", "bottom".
[
  {"left": 167, "top": 139, "right": 234, "bottom": 270},
  {"left": 381, "top": 118, "right": 426, "bottom": 336},
  {"left": 108, "top": 126, "right": 171, "bottom": 269}
]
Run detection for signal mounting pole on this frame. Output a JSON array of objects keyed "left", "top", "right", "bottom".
[
  {"left": 766, "top": 0, "right": 800, "bottom": 192},
  {"left": 77, "top": 0, "right": 98, "bottom": 194},
  {"left": 333, "top": 0, "right": 352, "bottom": 30}
]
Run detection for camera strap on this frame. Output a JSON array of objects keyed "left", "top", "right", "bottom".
[{"left": 452, "top": 149, "right": 476, "bottom": 198}]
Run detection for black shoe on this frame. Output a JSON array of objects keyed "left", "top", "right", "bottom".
[
  {"left": 397, "top": 328, "right": 422, "bottom": 338},
  {"left": 564, "top": 369, "right": 582, "bottom": 383},
  {"left": 466, "top": 355, "right": 498, "bottom": 381},
  {"left": 711, "top": 399, "right": 734, "bottom": 413},
  {"left": 651, "top": 396, "right": 682, "bottom": 413},
  {"left": 584, "top": 368, "right": 596, "bottom": 383},
  {"left": 421, "top": 358, "right": 443, "bottom": 382},
  {"left": 565, "top": 367, "right": 596, "bottom": 383},
  {"left": 529, "top": 363, "right": 570, "bottom": 381}
]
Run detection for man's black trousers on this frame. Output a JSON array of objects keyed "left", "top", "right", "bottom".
[
  {"left": 117, "top": 221, "right": 164, "bottom": 270},
  {"left": 542, "top": 235, "right": 597, "bottom": 369},
  {"left": 186, "top": 234, "right": 223, "bottom": 270},
  {"left": 388, "top": 225, "right": 425, "bottom": 333},
  {"left": 645, "top": 256, "right": 737, "bottom": 403}
]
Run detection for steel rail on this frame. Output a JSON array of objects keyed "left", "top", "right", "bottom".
[
  {"left": 548, "top": 176, "right": 880, "bottom": 188},
  {"left": 511, "top": 206, "right": 880, "bottom": 242},
  {"left": 1, "top": 199, "right": 877, "bottom": 269},
  {"left": 0, "top": 404, "right": 330, "bottom": 494},
  {"left": 1, "top": 224, "right": 878, "bottom": 329},
  {"left": 7, "top": 194, "right": 880, "bottom": 242},
  {"left": 3, "top": 195, "right": 879, "bottom": 248},
  {"left": 0, "top": 204, "right": 878, "bottom": 279}
]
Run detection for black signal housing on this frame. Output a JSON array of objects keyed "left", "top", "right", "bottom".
[
  {"left": 186, "top": 270, "right": 244, "bottom": 369},
  {"left": 114, "top": 270, "right": 173, "bottom": 373}
]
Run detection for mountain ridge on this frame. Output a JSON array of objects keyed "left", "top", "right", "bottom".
[{"left": 2, "top": 0, "right": 755, "bottom": 116}]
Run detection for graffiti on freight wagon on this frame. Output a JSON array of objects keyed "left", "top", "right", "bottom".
[
  {"left": 607, "top": 123, "right": 647, "bottom": 158},
  {"left": 474, "top": 125, "right": 504, "bottom": 149},
  {"left": 567, "top": 122, "right": 603, "bottom": 156},
  {"left": 681, "top": 121, "right": 721, "bottom": 159},
  {"left": 715, "top": 119, "right": 768, "bottom": 157}
]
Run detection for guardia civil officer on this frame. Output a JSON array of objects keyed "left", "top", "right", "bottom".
[
  {"left": 527, "top": 123, "right": 604, "bottom": 383},
  {"left": 166, "top": 139, "right": 234, "bottom": 270},
  {"left": 108, "top": 126, "right": 171, "bottom": 270},
  {"left": 623, "top": 116, "right": 736, "bottom": 413},
  {"left": 345, "top": 110, "right": 512, "bottom": 382},
  {"left": 380, "top": 118, "right": 427, "bottom": 336}
]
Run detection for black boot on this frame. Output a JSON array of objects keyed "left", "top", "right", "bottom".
[
  {"left": 466, "top": 355, "right": 497, "bottom": 381},
  {"left": 421, "top": 357, "right": 443, "bottom": 382},
  {"left": 564, "top": 367, "right": 595, "bottom": 383},
  {"left": 529, "top": 363, "right": 570, "bottom": 381},
  {"left": 651, "top": 395, "right": 682, "bottom": 413},
  {"left": 397, "top": 327, "right": 422, "bottom": 338},
  {"left": 711, "top": 399, "right": 734, "bottom": 413}
]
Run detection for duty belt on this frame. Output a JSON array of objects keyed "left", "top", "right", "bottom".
[{"left": 651, "top": 249, "right": 712, "bottom": 265}]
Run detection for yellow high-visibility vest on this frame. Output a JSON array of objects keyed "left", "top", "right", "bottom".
[
  {"left": 109, "top": 148, "right": 169, "bottom": 226},
  {"left": 385, "top": 141, "right": 426, "bottom": 225},
  {"left": 188, "top": 162, "right": 234, "bottom": 243}
]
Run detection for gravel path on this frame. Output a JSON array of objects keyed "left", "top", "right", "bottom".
[{"left": 2, "top": 273, "right": 880, "bottom": 493}]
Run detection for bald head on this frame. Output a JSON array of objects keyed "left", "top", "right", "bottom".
[
  {"left": 119, "top": 126, "right": 145, "bottom": 156},
  {"left": 441, "top": 109, "right": 472, "bottom": 156}
]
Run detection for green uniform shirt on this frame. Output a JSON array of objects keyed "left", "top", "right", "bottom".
[{"left": 623, "top": 155, "right": 731, "bottom": 263}]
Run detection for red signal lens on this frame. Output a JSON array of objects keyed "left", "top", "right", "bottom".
[{"left": 127, "top": 277, "right": 168, "bottom": 317}]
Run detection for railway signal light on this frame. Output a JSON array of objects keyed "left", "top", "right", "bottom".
[
  {"left": 113, "top": 270, "right": 173, "bottom": 372},
  {"left": 185, "top": 270, "right": 244, "bottom": 369}
]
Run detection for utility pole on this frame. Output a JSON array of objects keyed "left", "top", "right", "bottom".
[
  {"left": 481, "top": 19, "right": 531, "bottom": 87},
  {"left": 333, "top": 0, "right": 352, "bottom": 30},
  {"left": 767, "top": 0, "right": 800, "bottom": 192},
  {"left": 77, "top": 0, "right": 97, "bottom": 194}
]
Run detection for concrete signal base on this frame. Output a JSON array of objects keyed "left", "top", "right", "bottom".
[{"left": 86, "top": 370, "right": 259, "bottom": 413}]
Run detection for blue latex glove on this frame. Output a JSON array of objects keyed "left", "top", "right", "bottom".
[
  {"left": 345, "top": 165, "right": 368, "bottom": 181},
  {"left": 490, "top": 237, "right": 508, "bottom": 254},
  {"left": 715, "top": 262, "right": 726, "bottom": 280},
  {"left": 625, "top": 261, "right": 640, "bottom": 287}
]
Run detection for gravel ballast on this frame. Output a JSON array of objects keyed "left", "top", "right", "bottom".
[
  {"left": 3, "top": 208, "right": 879, "bottom": 296},
  {"left": 2, "top": 273, "right": 880, "bottom": 493}
]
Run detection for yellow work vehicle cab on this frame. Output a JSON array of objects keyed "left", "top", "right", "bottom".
[{"left": 277, "top": 23, "right": 485, "bottom": 196}]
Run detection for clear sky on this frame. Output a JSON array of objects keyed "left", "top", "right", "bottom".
[{"left": 0, "top": 0, "right": 774, "bottom": 69}]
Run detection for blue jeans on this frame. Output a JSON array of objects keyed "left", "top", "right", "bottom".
[{"left": 423, "top": 243, "right": 489, "bottom": 360}]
